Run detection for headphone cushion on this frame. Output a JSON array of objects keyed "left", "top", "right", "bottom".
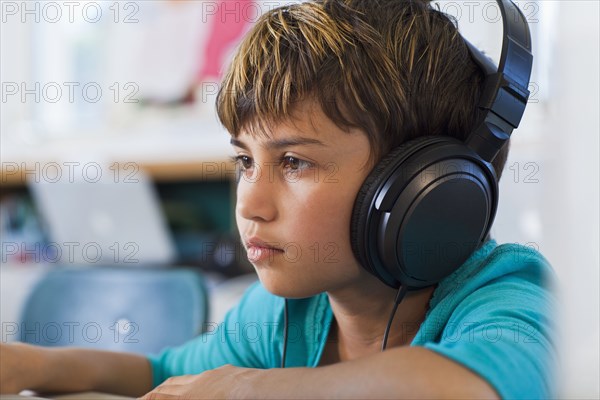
[{"left": 350, "top": 136, "right": 450, "bottom": 273}]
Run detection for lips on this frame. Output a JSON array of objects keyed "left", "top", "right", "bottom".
[{"left": 245, "top": 237, "right": 284, "bottom": 263}]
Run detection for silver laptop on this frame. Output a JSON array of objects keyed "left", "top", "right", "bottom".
[{"left": 27, "top": 167, "right": 176, "bottom": 266}]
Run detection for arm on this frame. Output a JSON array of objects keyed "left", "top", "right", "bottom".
[
  {"left": 141, "top": 346, "right": 498, "bottom": 399},
  {"left": 0, "top": 343, "right": 153, "bottom": 397},
  {"left": 251, "top": 346, "right": 499, "bottom": 399}
]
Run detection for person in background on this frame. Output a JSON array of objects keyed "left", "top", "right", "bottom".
[{"left": 164, "top": 0, "right": 256, "bottom": 105}]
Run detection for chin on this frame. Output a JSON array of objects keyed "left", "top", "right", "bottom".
[{"left": 256, "top": 271, "right": 322, "bottom": 299}]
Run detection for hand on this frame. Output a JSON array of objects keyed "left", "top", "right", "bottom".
[
  {"left": 0, "top": 342, "right": 45, "bottom": 394},
  {"left": 138, "top": 364, "right": 264, "bottom": 400}
]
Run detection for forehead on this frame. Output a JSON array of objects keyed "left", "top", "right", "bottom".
[{"left": 235, "top": 100, "right": 359, "bottom": 146}]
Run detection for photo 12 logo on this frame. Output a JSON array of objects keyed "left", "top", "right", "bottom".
[
  {"left": 199, "top": 1, "right": 292, "bottom": 24},
  {"left": 2, "top": 319, "right": 139, "bottom": 345},
  {"left": 1, "top": 1, "right": 140, "bottom": 24},
  {"left": 1, "top": 241, "right": 140, "bottom": 265},
  {"left": 1, "top": 82, "right": 139, "bottom": 104},
  {"left": 434, "top": 1, "right": 539, "bottom": 24},
  {"left": 1, "top": 162, "right": 140, "bottom": 184}
]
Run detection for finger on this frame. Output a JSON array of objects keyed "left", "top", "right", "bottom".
[
  {"left": 138, "top": 387, "right": 182, "bottom": 400},
  {"left": 138, "top": 374, "right": 198, "bottom": 400},
  {"left": 162, "top": 374, "right": 198, "bottom": 385},
  {"left": 138, "top": 394, "right": 179, "bottom": 400}
]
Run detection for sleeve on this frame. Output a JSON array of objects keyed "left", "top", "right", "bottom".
[
  {"left": 423, "top": 265, "right": 558, "bottom": 399},
  {"left": 146, "top": 281, "right": 284, "bottom": 388}
]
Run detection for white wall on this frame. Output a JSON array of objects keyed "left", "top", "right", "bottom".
[{"left": 539, "top": 2, "right": 599, "bottom": 397}]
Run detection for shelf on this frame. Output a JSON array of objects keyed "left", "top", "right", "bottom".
[{"left": 1, "top": 109, "right": 237, "bottom": 186}]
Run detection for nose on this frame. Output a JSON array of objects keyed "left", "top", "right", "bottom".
[{"left": 236, "top": 164, "right": 278, "bottom": 222}]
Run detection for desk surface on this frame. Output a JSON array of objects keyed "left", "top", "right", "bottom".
[{"left": 1, "top": 392, "right": 134, "bottom": 400}]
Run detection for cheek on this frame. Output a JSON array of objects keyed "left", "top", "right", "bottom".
[
  {"left": 304, "top": 189, "right": 349, "bottom": 232},
  {"left": 285, "top": 179, "right": 360, "bottom": 259},
  {"left": 235, "top": 203, "right": 244, "bottom": 229}
]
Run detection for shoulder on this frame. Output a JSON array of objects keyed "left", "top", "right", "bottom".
[
  {"left": 483, "top": 241, "right": 556, "bottom": 283},
  {"left": 436, "top": 239, "right": 558, "bottom": 336},
  {"left": 422, "top": 239, "right": 558, "bottom": 344},
  {"left": 431, "top": 239, "right": 556, "bottom": 308},
  {"left": 416, "top": 239, "right": 559, "bottom": 399}
]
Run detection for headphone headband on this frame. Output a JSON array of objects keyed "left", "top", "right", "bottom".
[{"left": 465, "top": 0, "right": 533, "bottom": 163}]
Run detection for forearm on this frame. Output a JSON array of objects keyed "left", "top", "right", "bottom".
[
  {"left": 33, "top": 346, "right": 153, "bottom": 397},
  {"left": 251, "top": 346, "right": 499, "bottom": 399}
]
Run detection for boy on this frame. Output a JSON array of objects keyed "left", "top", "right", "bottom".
[{"left": 0, "top": 0, "right": 556, "bottom": 398}]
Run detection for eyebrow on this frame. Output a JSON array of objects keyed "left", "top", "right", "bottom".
[{"left": 230, "top": 137, "right": 326, "bottom": 150}]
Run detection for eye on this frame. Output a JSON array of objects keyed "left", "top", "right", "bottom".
[
  {"left": 281, "top": 156, "right": 312, "bottom": 171},
  {"left": 231, "top": 155, "right": 253, "bottom": 170}
]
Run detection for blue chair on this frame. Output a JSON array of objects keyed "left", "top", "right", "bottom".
[{"left": 19, "top": 267, "right": 209, "bottom": 354}]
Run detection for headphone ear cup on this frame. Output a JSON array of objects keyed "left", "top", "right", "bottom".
[
  {"left": 350, "top": 136, "right": 448, "bottom": 284},
  {"left": 351, "top": 136, "right": 498, "bottom": 289}
]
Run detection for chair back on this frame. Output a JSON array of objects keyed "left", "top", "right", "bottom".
[{"left": 20, "top": 267, "right": 208, "bottom": 354}]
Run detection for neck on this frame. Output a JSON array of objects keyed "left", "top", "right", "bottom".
[{"left": 325, "top": 273, "right": 435, "bottom": 362}]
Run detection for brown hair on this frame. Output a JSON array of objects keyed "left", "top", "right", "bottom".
[{"left": 216, "top": 0, "right": 510, "bottom": 179}]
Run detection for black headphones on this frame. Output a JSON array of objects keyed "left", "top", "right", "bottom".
[{"left": 350, "top": 0, "right": 533, "bottom": 289}]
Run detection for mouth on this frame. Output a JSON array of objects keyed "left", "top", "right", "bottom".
[{"left": 245, "top": 237, "right": 285, "bottom": 263}]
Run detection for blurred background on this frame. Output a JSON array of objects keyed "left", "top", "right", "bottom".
[{"left": 0, "top": 0, "right": 598, "bottom": 397}]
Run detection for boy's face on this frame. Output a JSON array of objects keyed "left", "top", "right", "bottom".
[{"left": 231, "top": 101, "right": 373, "bottom": 298}]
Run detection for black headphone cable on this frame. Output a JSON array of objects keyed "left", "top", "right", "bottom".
[
  {"left": 281, "top": 298, "right": 289, "bottom": 368},
  {"left": 381, "top": 284, "right": 409, "bottom": 351}
]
